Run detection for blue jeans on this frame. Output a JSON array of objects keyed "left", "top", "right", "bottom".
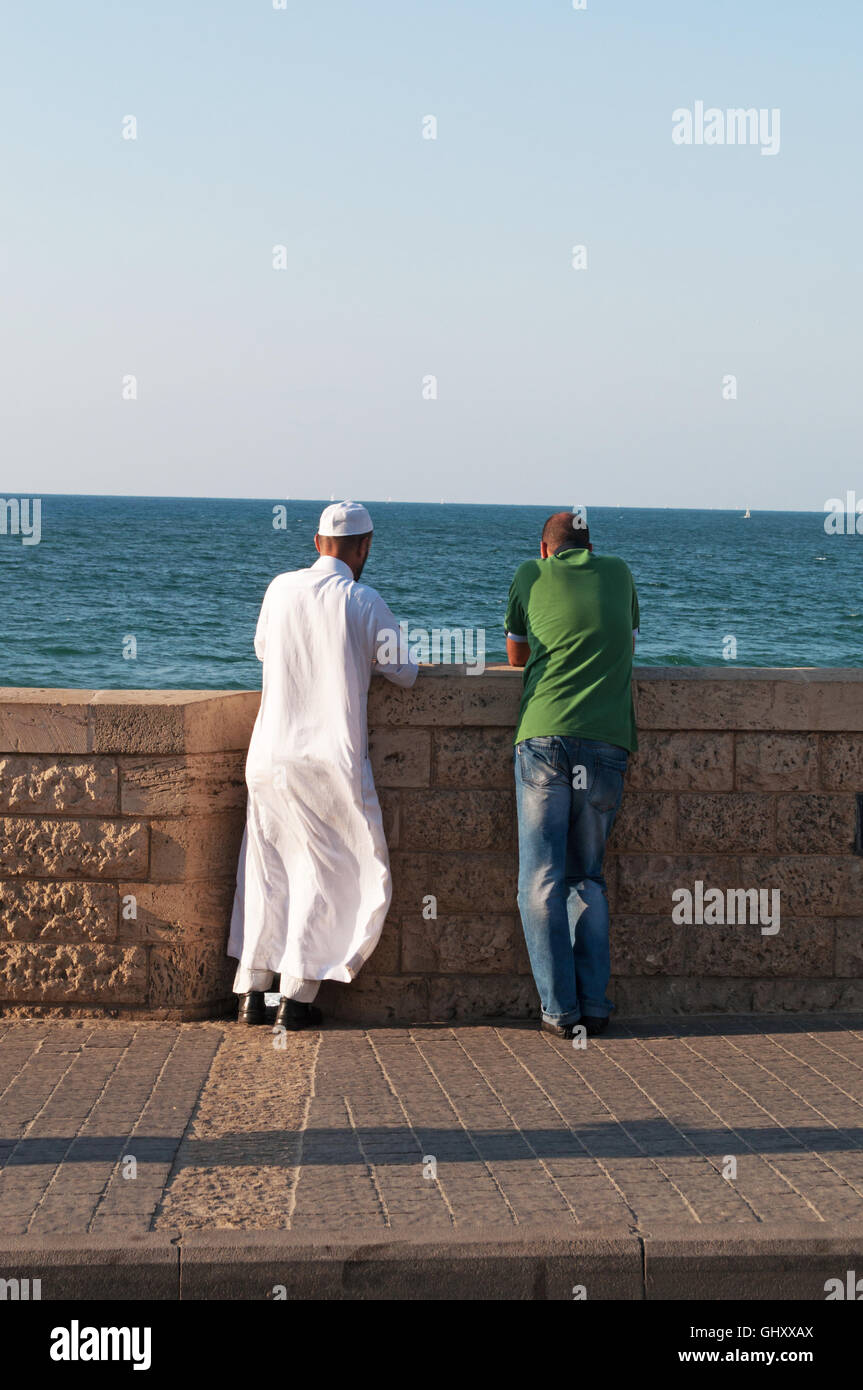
[{"left": 514, "top": 735, "right": 628, "bottom": 1027}]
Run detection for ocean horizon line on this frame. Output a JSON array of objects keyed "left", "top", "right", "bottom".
[{"left": 0, "top": 492, "right": 833, "bottom": 515}]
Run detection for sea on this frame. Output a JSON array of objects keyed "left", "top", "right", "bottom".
[{"left": 1, "top": 496, "right": 861, "bottom": 688}]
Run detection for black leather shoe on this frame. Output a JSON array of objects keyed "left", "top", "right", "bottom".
[
  {"left": 582, "top": 1015, "right": 609, "bottom": 1036},
  {"left": 541, "top": 1017, "right": 580, "bottom": 1039},
  {"left": 275, "top": 997, "right": 323, "bottom": 1031},
  {"left": 238, "top": 990, "right": 266, "bottom": 1025}
]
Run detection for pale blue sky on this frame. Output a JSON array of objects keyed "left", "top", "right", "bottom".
[{"left": 2, "top": 1, "right": 860, "bottom": 507}]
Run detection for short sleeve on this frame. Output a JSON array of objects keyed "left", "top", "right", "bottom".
[{"left": 505, "top": 573, "right": 527, "bottom": 641}]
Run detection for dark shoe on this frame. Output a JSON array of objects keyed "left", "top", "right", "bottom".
[
  {"left": 275, "top": 997, "right": 323, "bottom": 1031},
  {"left": 541, "top": 1017, "right": 580, "bottom": 1039},
  {"left": 238, "top": 990, "right": 266, "bottom": 1025},
  {"left": 582, "top": 1015, "right": 609, "bottom": 1037}
]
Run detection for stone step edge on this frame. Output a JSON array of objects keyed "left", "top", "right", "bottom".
[{"left": 2, "top": 1223, "right": 863, "bottom": 1300}]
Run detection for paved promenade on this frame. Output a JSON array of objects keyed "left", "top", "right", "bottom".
[{"left": 2, "top": 1013, "right": 863, "bottom": 1297}]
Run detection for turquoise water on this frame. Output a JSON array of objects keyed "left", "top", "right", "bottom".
[{"left": 1, "top": 497, "right": 861, "bottom": 687}]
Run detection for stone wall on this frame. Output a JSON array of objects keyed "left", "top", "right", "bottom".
[{"left": 1, "top": 670, "right": 861, "bottom": 1021}]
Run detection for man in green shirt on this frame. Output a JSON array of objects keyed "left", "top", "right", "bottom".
[{"left": 505, "top": 511, "right": 639, "bottom": 1038}]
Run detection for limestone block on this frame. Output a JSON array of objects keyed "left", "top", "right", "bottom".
[
  {"left": 751, "top": 978, "right": 863, "bottom": 1011},
  {"left": 735, "top": 734, "right": 819, "bottom": 791},
  {"left": 771, "top": 679, "right": 863, "bottom": 732},
  {"left": 90, "top": 691, "right": 261, "bottom": 755},
  {"left": 677, "top": 794, "right": 774, "bottom": 852},
  {"left": 831, "top": 855, "right": 863, "bottom": 915},
  {"left": 0, "top": 817, "right": 148, "bottom": 879},
  {"left": 390, "top": 851, "right": 517, "bottom": 915},
  {"left": 627, "top": 732, "right": 734, "bottom": 791},
  {"left": 368, "top": 729, "right": 431, "bottom": 788},
  {"left": 116, "top": 882, "right": 236, "bottom": 941},
  {"left": 316, "top": 974, "right": 429, "bottom": 1023},
  {"left": 738, "top": 855, "right": 851, "bottom": 915},
  {"left": 0, "top": 690, "right": 92, "bottom": 754},
  {"left": 402, "top": 913, "right": 526, "bottom": 973},
  {"left": 0, "top": 881, "right": 117, "bottom": 941},
  {"left": 610, "top": 918, "right": 686, "bottom": 975},
  {"left": 634, "top": 674, "right": 776, "bottom": 730},
  {"left": 0, "top": 943, "right": 147, "bottom": 1002},
  {"left": 427, "top": 974, "right": 537, "bottom": 1021},
  {"left": 377, "top": 789, "right": 399, "bottom": 848},
  {"left": 835, "top": 920, "right": 863, "bottom": 977},
  {"left": 399, "top": 789, "right": 514, "bottom": 852},
  {"left": 148, "top": 942, "right": 234, "bottom": 1010},
  {"left": 368, "top": 674, "right": 465, "bottom": 726},
  {"left": 686, "top": 917, "right": 833, "bottom": 977},
  {"left": 433, "top": 728, "right": 513, "bottom": 788},
  {"left": 608, "top": 793, "right": 677, "bottom": 852},
  {"left": 148, "top": 813, "right": 245, "bottom": 883},
  {"left": 119, "top": 753, "right": 248, "bottom": 815},
  {"left": 616, "top": 854, "right": 741, "bottom": 915},
  {"left": 775, "top": 794, "right": 856, "bottom": 854},
  {"left": 0, "top": 756, "right": 117, "bottom": 813},
  {"left": 820, "top": 734, "right": 863, "bottom": 790},
  {"left": 368, "top": 916, "right": 401, "bottom": 973},
  {"left": 611, "top": 976, "right": 756, "bottom": 1015},
  {"left": 461, "top": 675, "right": 522, "bottom": 726}
]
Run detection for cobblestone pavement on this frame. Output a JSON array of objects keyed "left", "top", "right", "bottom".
[{"left": 2, "top": 1015, "right": 863, "bottom": 1236}]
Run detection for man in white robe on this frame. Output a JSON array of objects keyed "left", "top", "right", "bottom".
[{"left": 228, "top": 501, "right": 418, "bottom": 1028}]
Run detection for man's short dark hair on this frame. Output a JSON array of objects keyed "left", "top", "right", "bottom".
[{"left": 541, "top": 511, "right": 590, "bottom": 554}]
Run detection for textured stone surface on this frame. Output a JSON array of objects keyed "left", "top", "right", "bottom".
[
  {"left": 317, "top": 974, "right": 430, "bottom": 1023},
  {"left": 609, "top": 793, "right": 676, "bottom": 852},
  {"left": 2, "top": 678, "right": 863, "bottom": 1021},
  {"left": 368, "top": 729, "right": 431, "bottom": 788},
  {"left": 634, "top": 675, "right": 777, "bottom": 730},
  {"left": 610, "top": 918, "right": 686, "bottom": 976},
  {"left": 0, "top": 817, "right": 148, "bottom": 879},
  {"left": 432, "top": 728, "right": 513, "bottom": 788},
  {"left": 426, "top": 974, "right": 537, "bottom": 1020},
  {"left": 0, "top": 881, "right": 117, "bottom": 942},
  {"left": 90, "top": 691, "right": 260, "bottom": 756},
  {"left": 116, "top": 882, "right": 236, "bottom": 942},
  {"left": 836, "top": 920, "right": 863, "bottom": 977},
  {"left": 119, "top": 753, "right": 247, "bottom": 815},
  {"left": 677, "top": 793, "right": 774, "bottom": 851},
  {"left": 627, "top": 733, "right": 734, "bottom": 791},
  {"left": 735, "top": 733, "right": 819, "bottom": 791},
  {"left": 391, "top": 852, "right": 517, "bottom": 915},
  {"left": 738, "top": 855, "right": 850, "bottom": 915},
  {"left": 147, "top": 813, "right": 244, "bottom": 883},
  {"left": 0, "top": 944, "right": 147, "bottom": 1003},
  {"left": 0, "top": 756, "right": 117, "bottom": 813},
  {"left": 616, "top": 855, "right": 741, "bottom": 915},
  {"left": 775, "top": 794, "right": 856, "bottom": 854},
  {"left": 820, "top": 733, "right": 863, "bottom": 790},
  {"left": 6, "top": 1016, "right": 863, "bottom": 1251},
  {"left": 401, "top": 914, "right": 528, "bottom": 974},
  {"left": 686, "top": 918, "right": 834, "bottom": 977},
  {"left": 0, "top": 692, "right": 92, "bottom": 754},
  {"left": 148, "top": 944, "right": 234, "bottom": 1010},
  {"left": 400, "top": 789, "right": 514, "bottom": 852}
]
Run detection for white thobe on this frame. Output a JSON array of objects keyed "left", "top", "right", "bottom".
[{"left": 228, "top": 555, "right": 418, "bottom": 992}]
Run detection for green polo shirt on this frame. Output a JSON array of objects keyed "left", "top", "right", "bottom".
[{"left": 505, "top": 548, "right": 639, "bottom": 751}]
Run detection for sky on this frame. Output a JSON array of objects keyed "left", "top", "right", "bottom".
[{"left": 2, "top": 1, "right": 861, "bottom": 509}]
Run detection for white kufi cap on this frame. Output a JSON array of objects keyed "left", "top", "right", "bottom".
[{"left": 317, "top": 500, "right": 373, "bottom": 536}]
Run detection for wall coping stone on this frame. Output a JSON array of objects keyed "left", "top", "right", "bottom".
[{"left": 4, "top": 667, "right": 863, "bottom": 755}]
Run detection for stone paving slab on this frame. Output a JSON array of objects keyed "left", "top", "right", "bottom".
[{"left": 2, "top": 1014, "right": 863, "bottom": 1245}]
